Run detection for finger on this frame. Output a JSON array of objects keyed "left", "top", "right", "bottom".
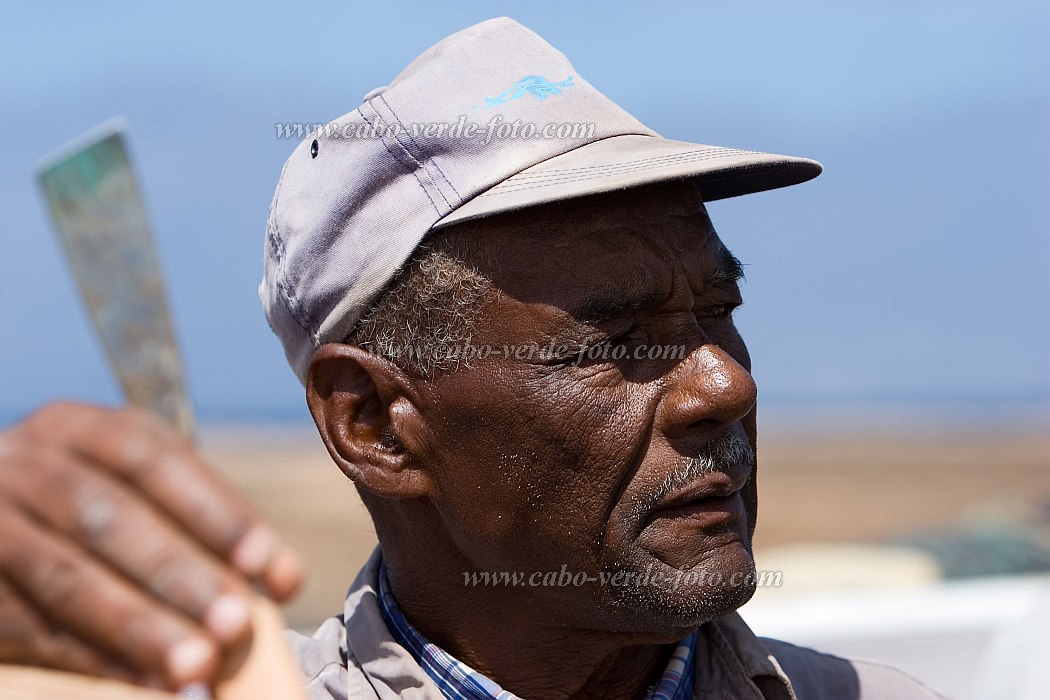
[
  {"left": 22, "top": 403, "right": 303, "bottom": 599},
  {"left": 0, "top": 509, "right": 219, "bottom": 687},
  {"left": 1, "top": 573, "right": 179, "bottom": 691},
  {"left": 0, "top": 577, "right": 140, "bottom": 683},
  {"left": 0, "top": 444, "right": 252, "bottom": 643}
]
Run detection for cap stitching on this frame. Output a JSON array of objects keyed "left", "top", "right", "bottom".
[
  {"left": 501, "top": 146, "right": 761, "bottom": 180},
  {"left": 269, "top": 221, "right": 323, "bottom": 338},
  {"left": 436, "top": 129, "right": 653, "bottom": 214},
  {"left": 359, "top": 102, "right": 444, "bottom": 215},
  {"left": 266, "top": 157, "right": 321, "bottom": 338},
  {"left": 379, "top": 94, "right": 462, "bottom": 203},
  {"left": 489, "top": 149, "right": 772, "bottom": 194},
  {"left": 493, "top": 147, "right": 759, "bottom": 185},
  {"left": 371, "top": 97, "right": 453, "bottom": 211},
  {"left": 268, "top": 222, "right": 320, "bottom": 339}
]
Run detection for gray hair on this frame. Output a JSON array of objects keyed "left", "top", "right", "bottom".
[{"left": 344, "top": 226, "right": 495, "bottom": 376}]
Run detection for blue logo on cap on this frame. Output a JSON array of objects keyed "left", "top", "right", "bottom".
[{"left": 483, "top": 75, "right": 575, "bottom": 107}]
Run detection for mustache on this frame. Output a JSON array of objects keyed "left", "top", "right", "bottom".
[{"left": 647, "top": 431, "right": 755, "bottom": 509}]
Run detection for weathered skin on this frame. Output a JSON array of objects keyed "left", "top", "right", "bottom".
[{"left": 307, "top": 180, "right": 760, "bottom": 699}]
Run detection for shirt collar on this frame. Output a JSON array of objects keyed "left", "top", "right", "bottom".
[{"left": 376, "top": 561, "right": 698, "bottom": 700}]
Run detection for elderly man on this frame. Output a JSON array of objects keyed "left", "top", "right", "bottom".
[{"left": 0, "top": 18, "right": 943, "bottom": 700}]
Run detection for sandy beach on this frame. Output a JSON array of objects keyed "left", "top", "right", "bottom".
[{"left": 199, "top": 425, "right": 1050, "bottom": 630}]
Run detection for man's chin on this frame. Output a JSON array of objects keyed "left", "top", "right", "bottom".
[{"left": 596, "top": 538, "right": 758, "bottom": 633}]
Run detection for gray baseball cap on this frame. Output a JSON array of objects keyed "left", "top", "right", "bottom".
[{"left": 261, "top": 17, "right": 821, "bottom": 384}]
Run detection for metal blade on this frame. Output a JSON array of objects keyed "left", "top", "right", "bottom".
[{"left": 36, "top": 119, "right": 195, "bottom": 438}]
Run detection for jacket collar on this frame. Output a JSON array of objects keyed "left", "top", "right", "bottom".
[{"left": 344, "top": 549, "right": 797, "bottom": 700}]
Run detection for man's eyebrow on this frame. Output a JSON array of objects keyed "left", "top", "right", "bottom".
[
  {"left": 705, "top": 248, "right": 746, "bottom": 286},
  {"left": 571, "top": 250, "right": 743, "bottom": 324},
  {"left": 574, "top": 289, "right": 664, "bottom": 325}
]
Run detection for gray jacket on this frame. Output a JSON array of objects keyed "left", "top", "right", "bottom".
[{"left": 287, "top": 550, "right": 946, "bottom": 699}]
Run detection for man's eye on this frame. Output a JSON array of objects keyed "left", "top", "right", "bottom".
[{"left": 695, "top": 303, "right": 739, "bottom": 319}]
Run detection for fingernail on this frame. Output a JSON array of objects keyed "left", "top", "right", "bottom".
[
  {"left": 204, "top": 594, "right": 251, "bottom": 643},
  {"left": 266, "top": 547, "right": 305, "bottom": 599},
  {"left": 167, "top": 637, "right": 214, "bottom": 684},
  {"left": 231, "top": 525, "right": 275, "bottom": 576}
]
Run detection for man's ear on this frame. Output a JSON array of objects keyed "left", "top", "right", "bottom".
[{"left": 306, "top": 343, "right": 434, "bottom": 500}]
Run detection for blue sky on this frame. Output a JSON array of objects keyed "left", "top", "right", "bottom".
[{"left": 1, "top": 1, "right": 1047, "bottom": 425}]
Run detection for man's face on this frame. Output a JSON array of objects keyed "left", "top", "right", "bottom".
[{"left": 414, "top": 181, "right": 759, "bottom": 636}]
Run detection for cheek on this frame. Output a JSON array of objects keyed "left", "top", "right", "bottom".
[
  {"left": 425, "top": 365, "right": 655, "bottom": 568},
  {"left": 521, "top": 373, "right": 647, "bottom": 503}
]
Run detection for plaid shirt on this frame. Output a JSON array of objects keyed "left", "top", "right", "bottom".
[{"left": 377, "top": 562, "right": 697, "bottom": 700}]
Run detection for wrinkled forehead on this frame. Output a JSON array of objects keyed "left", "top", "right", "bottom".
[{"left": 459, "top": 180, "right": 725, "bottom": 306}]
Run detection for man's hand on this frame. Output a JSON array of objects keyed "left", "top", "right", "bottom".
[{"left": 0, "top": 402, "right": 303, "bottom": 689}]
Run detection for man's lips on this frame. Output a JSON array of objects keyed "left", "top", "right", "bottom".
[
  {"left": 647, "top": 471, "right": 748, "bottom": 525},
  {"left": 651, "top": 492, "right": 743, "bottom": 522}
]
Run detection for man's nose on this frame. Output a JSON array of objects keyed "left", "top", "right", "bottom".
[{"left": 658, "top": 344, "right": 757, "bottom": 439}]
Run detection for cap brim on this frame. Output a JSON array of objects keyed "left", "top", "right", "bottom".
[{"left": 433, "top": 134, "right": 821, "bottom": 229}]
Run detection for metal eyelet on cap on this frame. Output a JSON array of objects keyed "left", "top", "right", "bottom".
[{"left": 310, "top": 139, "right": 319, "bottom": 158}]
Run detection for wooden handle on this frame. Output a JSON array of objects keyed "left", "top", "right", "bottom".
[
  {"left": 0, "top": 667, "right": 175, "bottom": 699},
  {"left": 0, "top": 596, "right": 307, "bottom": 700},
  {"left": 214, "top": 596, "right": 308, "bottom": 700}
]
